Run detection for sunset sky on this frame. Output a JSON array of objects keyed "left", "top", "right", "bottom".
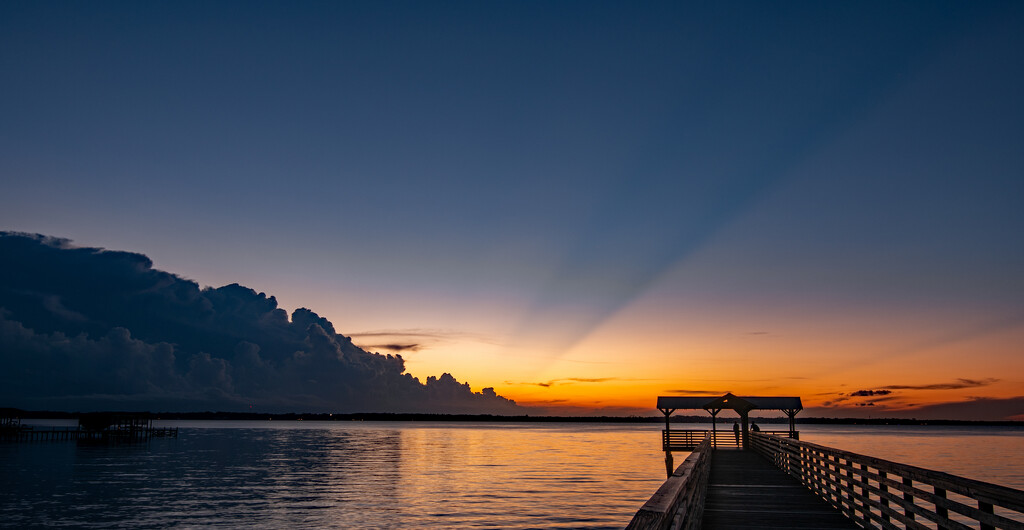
[{"left": 2, "top": 1, "right": 1022, "bottom": 419}]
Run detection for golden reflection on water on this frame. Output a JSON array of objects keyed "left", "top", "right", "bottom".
[{"left": 392, "top": 423, "right": 669, "bottom": 527}]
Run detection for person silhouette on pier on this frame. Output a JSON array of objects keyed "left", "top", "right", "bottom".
[
  {"left": 732, "top": 422, "right": 740, "bottom": 445},
  {"left": 752, "top": 422, "right": 760, "bottom": 432}
]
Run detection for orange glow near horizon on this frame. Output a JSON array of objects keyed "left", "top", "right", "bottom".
[{"left": 368, "top": 264, "right": 1024, "bottom": 420}]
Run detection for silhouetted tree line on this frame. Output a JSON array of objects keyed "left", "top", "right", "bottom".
[{"left": 3, "top": 408, "right": 1020, "bottom": 426}]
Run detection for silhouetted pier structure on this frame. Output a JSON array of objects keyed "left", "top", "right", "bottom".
[
  {"left": 1, "top": 411, "right": 177, "bottom": 443},
  {"left": 628, "top": 394, "right": 1024, "bottom": 530},
  {"left": 657, "top": 394, "right": 802, "bottom": 452}
]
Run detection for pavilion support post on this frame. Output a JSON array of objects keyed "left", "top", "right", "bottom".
[
  {"left": 659, "top": 408, "right": 675, "bottom": 452},
  {"left": 660, "top": 408, "right": 675, "bottom": 433},
  {"left": 706, "top": 408, "right": 721, "bottom": 449}
]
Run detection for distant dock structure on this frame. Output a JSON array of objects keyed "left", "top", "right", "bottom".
[
  {"left": 629, "top": 393, "right": 1024, "bottom": 530},
  {"left": 1, "top": 410, "right": 177, "bottom": 443}
]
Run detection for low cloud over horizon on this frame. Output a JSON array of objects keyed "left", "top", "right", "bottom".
[
  {"left": 806, "top": 396, "right": 1024, "bottom": 421},
  {"left": 0, "top": 232, "right": 519, "bottom": 414},
  {"left": 816, "top": 378, "right": 1015, "bottom": 418},
  {"left": 881, "top": 378, "right": 1000, "bottom": 391}
]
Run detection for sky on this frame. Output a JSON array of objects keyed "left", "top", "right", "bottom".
[{"left": 2, "top": 1, "right": 1023, "bottom": 419}]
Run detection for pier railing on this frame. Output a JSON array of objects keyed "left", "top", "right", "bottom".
[
  {"left": 663, "top": 429, "right": 796, "bottom": 450},
  {"left": 750, "top": 432, "right": 1024, "bottom": 530},
  {"left": 627, "top": 434, "right": 712, "bottom": 530}
]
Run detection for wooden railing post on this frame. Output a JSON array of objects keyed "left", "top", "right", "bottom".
[
  {"left": 979, "top": 501, "right": 994, "bottom": 530},
  {"left": 903, "top": 477, "right": 915, "bottom": 521},
  {"left": 838, "top": 457, "right": 850, "bottom": 516},
  {"left": 815, "top": 448, "right": 824, "bottom": 493},
  {"left": 794, "top": 444, "right": 803, "bottom": 484},
  {"left": 934, "top": 487, "right": 948, "bottom": 529},
  {"left": 858, "top": 463, "right": 869, "bottom": 524},
  {"left": 879, "top": 470, "right": 890, "bottom": 524}
]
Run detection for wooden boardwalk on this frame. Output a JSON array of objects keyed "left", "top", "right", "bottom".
[
  {"left": 631, "top": 396, "right": 1024, "bottom": 529},
  {"left": 701, "top": 449, "right": 858, "bottom": 530}
]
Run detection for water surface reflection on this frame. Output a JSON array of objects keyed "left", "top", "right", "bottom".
[{"left": 2, "top": 422, "right": 1020, "bottom": 528}]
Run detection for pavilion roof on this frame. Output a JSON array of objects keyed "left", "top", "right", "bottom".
[{"left": 657, "top": 393, "right": 802, "bottom": 412}]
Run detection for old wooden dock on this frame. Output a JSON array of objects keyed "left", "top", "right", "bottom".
[
  {"left": 628, "top": 432, "right": 1024, "bottom": 530},
  {"left": 628, "top": 394, "right": 1024, "bottom": 530},
  {"left": 702, "top": 449, "right": 858, "bottom": 529},
  {"left": 1, "top": 412, "right": 178, "bottom": 443}
]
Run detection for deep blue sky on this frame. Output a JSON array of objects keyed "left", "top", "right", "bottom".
[{"left": 2, "top": 1, "right": 1023, "bottom": 415}]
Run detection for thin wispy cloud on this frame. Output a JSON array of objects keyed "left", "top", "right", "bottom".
[
  {"left": 504, "top": 376, "right": 641, "bottom": 388},
  {"left": 849, "top": 389, "right": 893, "bottom": 397},
  {"left": 350, "top": 328, "right": 502, "bottom": 345},
  {"left": 352, "top": 331, "right": 622, "bottom": 365},
  {"left": 363, "top": 343, "right": 422, "bottom": 352},
  {"left": 686, "top": 377, "right": 809, "bottom": 383},
  {"left": 349, "top": 329, "right": 507, "bottom": 358},
  {"left": 882, "top": 378, "right": 999, "bottom": 391},
  {"left": 664, "top": 389, "right": 730, "bottom": 396},
  {"left": 821, "top": 378, "right": 1004, "bottom": 411},
  {"left": 808, "top": 396, "right": 1024, "bottom": 421}
]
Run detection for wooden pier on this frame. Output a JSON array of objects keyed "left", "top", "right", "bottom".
[
  {"left": 628, "top": 432, "right": 1024, "bottom": 530},
  {"left": 629, "top": 394, "right": 1024, "bottom": 529},
  {"left": 702, "top": 449, "right": 858, "bottom": 529}
]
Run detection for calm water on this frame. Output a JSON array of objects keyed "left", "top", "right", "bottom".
[{"left": 1, "top": 421, "right": 1021, "bottom": 528}]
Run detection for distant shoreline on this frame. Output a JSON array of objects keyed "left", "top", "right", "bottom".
[{"left": 4, "top": 408, "right": 1021, "bottom": 426}]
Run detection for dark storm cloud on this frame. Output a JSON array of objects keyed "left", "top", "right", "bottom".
[
  {"left": 882, "top": 378, "right": 999, "bottom": 391},
  {"left": 0, "top": 232, "right": 519, "bottom": 413}
]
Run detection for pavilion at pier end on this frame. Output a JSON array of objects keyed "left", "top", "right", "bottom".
[
  {"left": 629, "top": 393, "right": 1024, "bottom": 530},
  {"left": 657, "top": 392, "right": 802, "bottom": 451}
]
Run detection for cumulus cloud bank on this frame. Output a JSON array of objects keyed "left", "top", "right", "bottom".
[{"left": 0, "top": 232, "right": 518, "bottom": 414}]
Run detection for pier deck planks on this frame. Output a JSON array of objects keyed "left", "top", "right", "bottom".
[{"left": 701, "top": 450, "right": 859, "bottom": 530}]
